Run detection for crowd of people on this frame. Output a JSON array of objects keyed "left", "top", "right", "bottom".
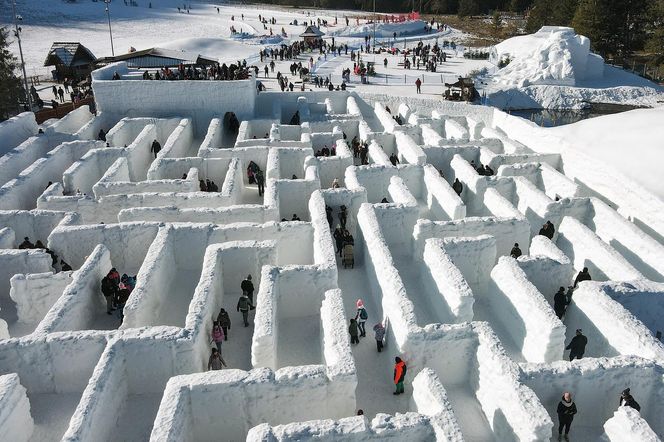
[{"left": 18, "top": 236, "right": 68, "bottom": 270}]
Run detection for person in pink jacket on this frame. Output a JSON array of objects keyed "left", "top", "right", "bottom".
[{"left": 210, "top": 321, "right": 225, "bottom": 354}]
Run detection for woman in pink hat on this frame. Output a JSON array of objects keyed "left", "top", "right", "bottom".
[{"left": 355, "top": 299, "right": 368, "bottom": 337}]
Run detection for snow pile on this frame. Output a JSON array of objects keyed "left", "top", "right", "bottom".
[
  {"left": 491, "top": 27, "right": 603, "bottom": 88},
  {"left": 328, "top": 20, "right": 428, "bottom": 39}
]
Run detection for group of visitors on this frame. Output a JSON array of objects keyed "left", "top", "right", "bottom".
[
  {"left": 314, "top": 145, "right": 336, "bottom": 157},
  {"left": 18, "top": 236, "right": 64, "bottom": 269},
  {"left": 351, "top": 136, "right": 370, "bottom": 165},
  {"left": 198, "top": 179, "right": 219, "bottom": 192},
  {"left": 101, "top": 268, "right": 136, "bottom": 320}
]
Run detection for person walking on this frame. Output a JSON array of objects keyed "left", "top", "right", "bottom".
[
  {"left": 101, "top": 275, "right": 116, "bottom": 315},
  {"left": 334, "top": 225, "right": 344, "bottom": 257},
  {"left": 619, "top": 388, "right": 641, "bottom": 411},
  {"left": 373, "top": 322, "right": 385, "bottom": 352},
  {"left": 556, "top": 391, "right": 577, "bottom": 440},
  {"left": 355, "top": 299, "right": 368, "bottom": 337},
  {"left": 150, "top": 139, "right": 161, "bottom": 158},
  {"left": 217, "top": 308, "right": 231, "bottom": 340},
  {"left": 255, "top": 169, "right": 265, "bottom": 196},
  {"left": 565, "top": 329, "right": 587, "bottom": 361},
  {"left": 349, "top": 318, "right": 359, "bottom": 345},
  {"left": 241, "top": 275, "right": 255, "bottom": 306},
  {"left": 393, "top": 357, "right": 407, "bottom": 395},
  {"left": 452, "top": 178, "right": 463, "bottom": 196},
  {"left": 554, "top": 286, "right": 568, "bottom": 319},
  {"left": 210, "top": 321, "right": 225, "bottom": 354},
  {"left": 573, "top": 267, "right": 591, "bottom": 288},
  {"left": 57, "top": 87, "right": 65, "bottom": 103},
  {"left": 415, "top": 78, "right": 422, "bottom": 94},
  {"left": 237, "top": 292, "right": 253, "bottom": 327},
  {"left": 207, "top": 348, "right": 227, "bottom": 371}
]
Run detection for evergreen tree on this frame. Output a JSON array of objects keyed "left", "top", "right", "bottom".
[
  {"left": 525, "top": 0, "right": 554, "bottom": 32},
  {"left": 0, "top": 27, "right": 23, "bottom": 121},
  {"left": 552, "top": 0, "right": 578, "bottom": 26},
  {"left": 572, "top": 0, "right": 615, "bottom": 55},
  {"left": 646, "top": 0, "right": 664, "bottom": 56},
  {"left": 458, "top": 0, "right": 480, "bottom": 17}
]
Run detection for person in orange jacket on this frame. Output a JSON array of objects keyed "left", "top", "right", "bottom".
[{"left": 393, "top": 356, "right": 407, "bottom": 395}]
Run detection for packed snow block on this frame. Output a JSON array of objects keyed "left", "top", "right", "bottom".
[
  {"left": 0, "top": 209, "right": 67, "bottom": 248},
  {"left": 538, "top": 162, "right": 580, "bottom": 199},
  {"left": 274, "top": 176, "right": 320, "bottom": 222},
  {"left": 45, "top": 105, "right": 94, "bottom": 136},
  {"left": 414, "top": 215, "right": 530, "bottom": 262},
  {"left": 314, "top": 141, "right": 354, "bottom": 189},
  {"left": 63, "top": 147, "right": 125, "bottom": 195},
  {"left": 0, "top": 133, "right": 72, "bottom": 188},
  {"left": 357, "top": 204, "right": 419, "bottom": 349},
  {"left": 311, "top": 131, "right": 342, "bottom": 150},
  {"left": 422, "top": 145, "right": 480, "bottom": 179},
  {"left": 0, "top": 140, "right": 97, "bottom": 210},
  {"left": 423, "top": 164, "right": 465, "bottom": 221},
  {"left": 603, "top": 405, "right": 661, "bottom": 442},
  {"left": 410, "top": 368, "right": 464, "bottom": 441},
  {"left": 521, "top": 357, "right": 664, "bottom": 440},
  {"left": 374, "top": 102, "right": 399, "bottom": 133},
  {"left": 158, "top": 118, "right": 194, "bottom": 158},
  {"left": 374, "top": 202, "right": 418, "bottom": 256},
  {"left": 309, "top": 191, "right": 338, "bottom": 269},
  {"left": 450, "top": 154, "right": 485, "bottom": 214},
  {"left": 187, "top": 240, "right": 277, "bottom": 367},
  {"left": 148, "top": 157, "right": 230, "bottom": 183},
  {"left": 349, "top": 164, "right": 423, "bottom": 204},
  {"left": 247, "top": 413, "right": 439, "bottom": 441},
  {"left": 0, "top": 227, "right": 14, "bottom": 249},
  {"left": 496, "top": 161, "right": 541, "bottom": 182},
  {"left": 519, "top": 235, "right": 574, "bottom": 300},
  {"left": 564, "top": 282, "right": 664, "bottom": 360},
  {"left": 10, "top": 271, "right": 72, "bottom": 325},
  {"left": 556, "top": 216, "right": 644, "bottom": 281},
  {"left": 47, "top": 221, "right": 160, "bottom": 273},
  {"left": 0, "top": 112, "right": 38, "bottom": 156},
  {"left": 394, "top": 132, "right": 426, "bottom": 165},
  {"left": 367, "top": 139, "right": 391, "bottom": 166},
  {"left": 0, "top": 250, "right": 52, "bottom": 300},
  {"left": 272, "top": 146, "right": 313, "bottom": 179},
  {"left": 198, "top": 117, "right": 223, "bottom": 152},
  {"left": 0, "top": 373, "right": 34, "bottom": 442},
  {"left": 587, "top": 198, "right": 664, "bottom": 282},
  {"left": 442, "top": 235, "right": 496, "bottom": 297},
  {"left": 604, "top": 280, "right": 664, "bottom": 338},
  {"left": 487, "top": 257, "right": 566, "bottom": 363},
  {"left": 252, "top": 266, "right": 279, "bottom": 369},
  {"left": 118, "top": 205, "right": 277, "bottom": 225},
  {"left": 93, "top": 64, "right": 256, "bottom": 137},
  {"left": 420, "top": 123, "right": 444, "bottom": 146},
  {"left": 94, "top": 174, "right": 199, "bottom": 198},
  {"left": 443, "top": 118, "right": 470, "bottom": 141},
  {"left": 422, "top": 239, "right": 477, "bottom": 323},
  {"left": 320, "top": 289, "right": 356, "bottom": 383},
  {"left": 481, "top": 149, "right": 560, "bottom": 171},
  {"left": 35, "top": 245, "right": 112, "bottom": 334},
  {"left": 152, "top": 364, "right": 352, "bottom": 442},
  {"left": 73, "top": 112, "right": 117, "bottom": 141},
  {"left": 236, "top": 119, "right": 275, "bottom": 144}
]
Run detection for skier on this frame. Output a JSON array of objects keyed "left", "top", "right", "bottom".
[
  {"left": 553, "top": 286, "right": 568, "bottom": 319},
  {"left": 216, "top": 308, "right": 231, "bottom": 340},
  {"left": 619, "top": 388, "right": 641, "bottom": 411},
  {"left": 393, "top": 357, "right": 407, "bottom": 395},
  {"left": 573, "top": 267, "right": 591, "bottom": 288},
  {"left": 510, "top": 243, "right": 522, "bottom": 258},
  {"left": 236, "top": 292, "right": 253, "bottom": 327},
  {"left": 349, "top": 318, "right": 359, "bottom": 344},
  {"left": 207, "top": 348, "right": 227, "bottom": 371},
  {"left": 373, "top": 322, "right": 385, "bottom": 352},
  {"left": 355, "top": 299, "right": 368, "bottom": 337},
  {"left": 565, "top": 329, "right": 587, "bottom": 361},
  {"left": 210, "top": 321, "right": 225, "bottom": 354},
  {"left": 241, "top": 275, "right": 255, "bottom": 306},
  {"left": 556, "top": 391, "right": 577, "bottom": 440},
  {"left": 150, "top": 139, "right": 161, "bottom": 158}
]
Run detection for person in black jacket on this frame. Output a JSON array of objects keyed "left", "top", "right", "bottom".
[
  {"left": 557, "top": 391, "right": 577, "bottom": 440},
  {"left": 619, "top": 388, "right": 641, "bottom": 411},
  {"left": 573, "top": 267, "right": 591, "bottom": 288},
  {"left": 510, "top": 243, "right": 522, "bottom": 258},
  {"left": 452, "top": 178, "right": 463, "bottom": 196},
  {"left": 554, "top": 287, "right": 568, "bottom": 319},
  {"left": 565, "top": 329, "right": 588, "bottom": 361},
  {"left": 150, "top": 139, "right": 161, "bottom": 158},
  {"left": 240, "top": 275, "right": 255, "bottom": 306}
]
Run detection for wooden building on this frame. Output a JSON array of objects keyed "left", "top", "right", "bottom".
[{"left": 44, "top": 42, "right": 96, "bottom": 81}]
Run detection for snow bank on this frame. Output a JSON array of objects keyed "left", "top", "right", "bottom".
[
  {"left": 0, "top": 373, "right": 33, "bottom": 442},
  {"left": 422, "top": 164, "right": 465, "bottom": 220},
  {"left": 0, "top": 112, "right": 38, "bottom": 156},
  {"left": 491, "top": 27, "right": 603, "bottom": 88},
  {"left": 45, "top": 105, "right": 94, "bottom": 136},
  {"left": 518, "top": 235, "right": 574, "bottom": 301},
  {"left": 440, "top": 235, "right": 496, "bottom": 296},
  {"left": 605, "top": 280, "right": 664, "bottom": 337},
  {"left": 329, "top": 20, "right": 428, "bottom": 39},
  {"left": 410, "top": 368, "right": 464, "bottom": 441},
  {"left": 0, "top": 250, "right": 52, "bottom": 300}
]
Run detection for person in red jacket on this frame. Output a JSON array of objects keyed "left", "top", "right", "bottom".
[{"left": 393, "top": 356, "right": 407, "bottom": 395}]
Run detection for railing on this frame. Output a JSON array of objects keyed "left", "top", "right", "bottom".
[{"left": 34, "top": 97, "right": 94, "bottom": 124}]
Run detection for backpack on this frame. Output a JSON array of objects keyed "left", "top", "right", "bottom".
[{"left": 359, "top": 308, "right": 368, "bottom": 320}]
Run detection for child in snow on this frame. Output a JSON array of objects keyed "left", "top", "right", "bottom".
[
  {"left": 208, "top": 348, "right": 227, "bottom": 371},
  {"left": 355, "top": 299, "right": 368, "bottom": 337},
  {"left": 373, "top": 322, "right": 385, "bottom": 352},
  {"left": 393, "top": 357, "right": 407, "bottom": 395},
  {"left": 349, "top": 318, "right": 359, "bottom": 344},
  {"left": 210, "top": 321, "right": 225, "bottom": 354},
  {"left": 556, "top": 391, "right": 577, "bottom": 440}
]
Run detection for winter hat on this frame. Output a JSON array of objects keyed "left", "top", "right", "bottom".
[
  {"left": 622, "top": 388, "right": 631, "bottom": 396},
  {"left": 356, "top": 299, "right": 364, "bottom": 308},
  {"left": 247, "top": 275, "right": 252, "bottom": 280}
]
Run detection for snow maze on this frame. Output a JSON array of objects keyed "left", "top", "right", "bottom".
[{"left": 0, "top": 66, "right": 663, "bottom": 442}]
